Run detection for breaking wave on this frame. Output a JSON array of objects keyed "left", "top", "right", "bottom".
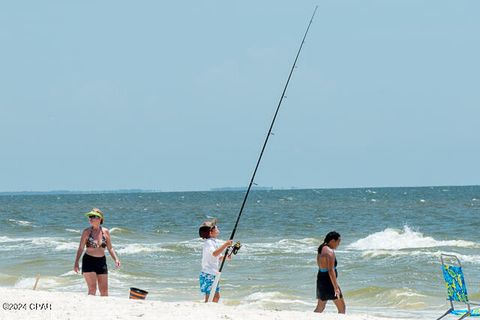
[{"left": 348, "top": 226, "right": 479, "bottom": 251}]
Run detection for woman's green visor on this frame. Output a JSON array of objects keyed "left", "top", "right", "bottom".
[{"left": 84, "top": 211, "right": 104, "bottom": 221}]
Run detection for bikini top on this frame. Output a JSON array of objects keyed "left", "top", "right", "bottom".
[{"left": 86, "top": 227, "right": 107, "bottom": 248}]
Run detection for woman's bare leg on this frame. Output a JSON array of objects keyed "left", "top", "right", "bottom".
[
  {"left": 97, "top": 274, "right": 108, "bottom": 296},
  {"left": 333, "top": 298, "right": 346, "bottom": 314},
  {"left": 83, "top": 272, "right": 97, "bottom": 295},
  {"left": 314, "top": 299, "right": 327, "bottom": 313}
]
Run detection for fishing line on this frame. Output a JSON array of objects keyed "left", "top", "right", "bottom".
[{"left": 208, "top": 6, "right": 318, "bottom": 302}]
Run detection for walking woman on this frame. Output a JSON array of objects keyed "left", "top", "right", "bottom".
[
  {"left": 74, "top": 208, "right": 121, "bottom": 296},
  {"left": 314, "top": 231, "right": 346, "bottom": 313}
]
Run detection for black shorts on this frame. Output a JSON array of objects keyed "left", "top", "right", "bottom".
[
  {"left": 82, "top": 254, "right": 108, "bottom": 275},
  {"left": 316, "top": 270, "right": 342, "bottom": 301}
]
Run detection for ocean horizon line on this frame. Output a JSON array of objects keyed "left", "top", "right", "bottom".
[{"left": 0, "top": 184, "right": 478, "bottom": 196}]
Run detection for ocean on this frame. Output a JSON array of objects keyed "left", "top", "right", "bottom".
[{"left": 1, "top": 186, "right": 479, "bottom": 318}]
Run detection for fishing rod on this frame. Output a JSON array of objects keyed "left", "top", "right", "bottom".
[{"left": 208, "top": 6, "right": 318, "bottom": 302}]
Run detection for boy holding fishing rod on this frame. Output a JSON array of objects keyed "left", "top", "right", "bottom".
[{"left": 198, "top": 218, "right": 233, "bottom": 303}]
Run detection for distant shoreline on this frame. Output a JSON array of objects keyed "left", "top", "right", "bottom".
[
  {"left": 0, "top": 184, "right": 478, "bottom": 196},
  {"left": 0, "top": 189, "right": 160, "bottom": 196}
]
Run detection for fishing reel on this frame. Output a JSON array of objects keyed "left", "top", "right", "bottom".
[{"left": 228, "top": 241, "right": 242, "bottom": 257}]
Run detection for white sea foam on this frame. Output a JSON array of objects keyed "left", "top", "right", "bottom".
[
  {"left": 349, "top": 287, "right": 429, "bottom": 309},
  {"left": 243, "top": 238, "right": 318, "bottom": 255},
  {"left": 359, "top": 249, "right": 480, "bottom": 264},
  {"left": 8, "top": 237, "right": 79, "bottom": 251},
  {"left": 348, "top": 226, "right": 479, "bottom": 251},
  {"left": 55, "top": 242, "right": 78, "bottom": 251},
  {"left": 8, "top": 219, "right": 32, "bottom": 226},
  {"left": 31, "top": 237, "right": 75, "bottom": 250},
  {"left": 172, "top": 239, "right": 204, "bottom": 251},
  {"left": 116, "top": 244, "right": 173, "bottom": 255},
  {"left": 242, "top": 291, "right": 312, "bottom": 307},
  {"left": 0, "top": 236, "right": 15, "bottom": 243},
  {"left": 419, "top": 250, "right": 480, "bottom": 264},
  {"left": 447, "top": 252, "right": 480, "bottom": 264},
  {"left": 14, "top": 276, "right": 62, "bottom": 289},
  {"left": 14, "top": 277, "right": 39, "bottom": 289},
  {"left": 0, "top": 237, "right": 41, "bottom": 250},
  {"left": 243, "top": 291, "right": 288, "bottom": 301},
  {"left": 360, "top": 250, "right": 412, "bottom": 258},
  {"left": 109, "top": 227, "right": 132, "bottom": 234},
  {"left": 31, "top": 237, "right": 57, "bottom": 246},
  {"left": 154, "top": 229, "right": 170, "bottom": 234},
  {"left": 65, "top": 228, "right": 81, "bottom": 234}
]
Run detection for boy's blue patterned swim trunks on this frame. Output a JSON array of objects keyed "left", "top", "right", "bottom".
[{"left": 199, "top": 272, "right": 220, "bottom": 294}]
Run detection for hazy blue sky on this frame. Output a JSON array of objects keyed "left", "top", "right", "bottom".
[{"left": 1, "top": 1, "right": 478, "bottom": 192}]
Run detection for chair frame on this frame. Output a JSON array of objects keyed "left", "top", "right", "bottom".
[{"left": 438, "top": 253, "right": 480, "bottom": 320}]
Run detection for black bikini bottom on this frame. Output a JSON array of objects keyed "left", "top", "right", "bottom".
[{"left": 82, "top": 253, "right": 108, "bottom": 275}]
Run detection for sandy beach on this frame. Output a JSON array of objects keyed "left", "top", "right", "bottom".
[{"left": 0, "top": 287, "right": 430, "bottom": 320}]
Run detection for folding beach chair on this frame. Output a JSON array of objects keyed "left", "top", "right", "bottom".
[{"left": 438, "top": 254, "right": 480, "bottom": 320}]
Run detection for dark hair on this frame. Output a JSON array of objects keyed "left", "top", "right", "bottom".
[
  {"left": 199, "top": 226, "right": 212, "bottom": 239},
  {"left": 317, "top": 231, "right": 341, "bottom": 254}
]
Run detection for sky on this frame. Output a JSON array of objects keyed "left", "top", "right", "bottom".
[{"left": 0, "top": 1, "right": 479, "bottom": 192}]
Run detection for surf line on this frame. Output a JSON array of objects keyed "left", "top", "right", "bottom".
[{"left": 207, "top": 6, "right": 319, "bottom": 302}]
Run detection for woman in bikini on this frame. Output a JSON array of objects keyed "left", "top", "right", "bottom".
[
  {"left": 314, "top": 231, "right": 345, "bottom": 313},
  {"left": 74, "top": 208, "right": 121, "bottom": 296}
]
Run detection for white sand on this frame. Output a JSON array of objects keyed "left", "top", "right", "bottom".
[{"left": 0, "top": 288, "right": 416, "bottom": 320}]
